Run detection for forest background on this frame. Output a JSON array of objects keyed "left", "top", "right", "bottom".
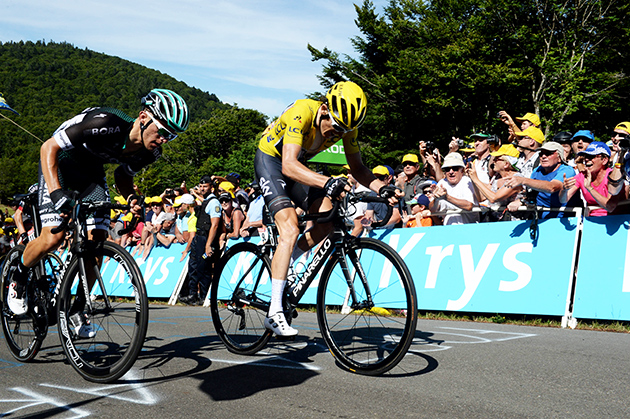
[{"left": 1, "top": 0, "right": 629, "bottom": 202}]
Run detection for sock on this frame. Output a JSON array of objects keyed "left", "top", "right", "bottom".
[{"left": 269, "top": 278, "right": 286, "bottom": 315}]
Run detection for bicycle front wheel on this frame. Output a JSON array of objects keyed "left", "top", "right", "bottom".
[
  {"left": 1, "top": 245, "right": 43, "bottom": 362},
  {"left": 57, "top": 241, "right": 148, "bottom": 383},
  {"left": 317, "top": 237, "right": 417, "bottom": 375},
  {"left": 211, "top": 242, "right": 273, "bottom": 354}
]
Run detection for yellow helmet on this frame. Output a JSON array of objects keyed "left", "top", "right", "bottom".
[{"left": 325, "top": 81, "right": 367, "bottom": 131}]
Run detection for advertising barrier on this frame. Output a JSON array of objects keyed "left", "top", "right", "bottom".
[
  {"left": 573, "top": 214, "right": 630, "bottom": 321},
  {"left": 84, "top": 212, "right": 630, "bottom": 325},
  {"left": 367, "top": 218, "right": 578, "bottom": 317}
]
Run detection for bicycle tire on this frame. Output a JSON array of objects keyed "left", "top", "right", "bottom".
[
  {"left": 211, "top": 242, "right": 273, "bottom": 354},
  {"left": 1, "top": 245, "right": 43, "bottom": 362},
  {"left": 317, "top": 237, "right": 417, "bottom": 375},
  {"left": 57, "top": 241, "right": 148, "bottom": 383}
]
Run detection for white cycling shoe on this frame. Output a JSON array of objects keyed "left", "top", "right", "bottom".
[
  {"left": 7, "top": 282, "right": 28, "bottom": 316},
  {"left": 264, "top": 312, "right": 298, "bottom": 337},
  {"left": 69, "top": 312, "right": 97, "bottom": 339}
]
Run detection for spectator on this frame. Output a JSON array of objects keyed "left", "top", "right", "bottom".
[
  {"left": 468, "top": 144, "right": 522, "bottom": 207},
  {"left": 394, "top": 165, "right": 407, "bottom": 191},
  {"left": 560, "top": 142, "right": 620, "bottom": 216},
  {"left": 173, "top": 193, "right": 196, "bottom": 261},
  {"left": 180, "top": 177, "right": 222, "bottom": 306},
  {"left": 553, "top": 131, "right": 575, "bottom": 166},
  {"left": 364, "top": 165, "right": 402, "bottom": 229},
  {"left": 219, "top": 191, "right": 245, "bottom": 242},
  {"left": 498, "top": 111, "right": 541, "bottom": 143},
  {"left": 226, "top": 172, "right": 250, "bottom": 212},
  {"left": 469, "top": 132, "right": 497, "bottom": 185},
  {"left": 608, "top": 122, "right": 630, "bottom": 165},
  {"left": 134, "top": 196, "right": 164, "bottom": 259},
  {"left": 504, "top": 141, "right": 575, "bottom": 219},
  {"left": 155, "top": 212, "right": 179, "bottom": 247},
  {"left": 429, "top": 152, "right": 480, "bottom": 225},
  {"left": 571, "top": 130, "right": 595, "bottom": 158},
  {"left": 240, "top": 187, "right": 265, "bottom": 238},
  {"left": 343, "top": 168, "right": 371, "bottom": 237},
  {"left": 403, "top": 194, "right": 433, "bottom": 227},
  {"left": 190, "top": 175, "right": 213, "bottom": 205},
  {"left": 418, "top": 142, "right": 444, "bottom": 181},
  {"left": 514, "top": 126, "right": 544, "bottom": 178}
]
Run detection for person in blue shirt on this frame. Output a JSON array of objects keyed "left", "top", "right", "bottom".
[{"left": 504, "top": 141, "right": 576, "bottom": 218}]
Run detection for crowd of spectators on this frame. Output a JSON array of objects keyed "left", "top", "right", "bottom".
[{"left": 342, "top": 113, "right": 630, "bottom": 233}]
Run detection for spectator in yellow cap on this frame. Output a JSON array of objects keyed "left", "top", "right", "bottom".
[
  {"left": 609, "top": 122, "right": 630, "bottom": 165},
  {"left": 498, "top": 110, "right": 541, "bottom": 144},
  {"left": 218, "top": 181, "right": 236, "bottom": 198},
  {"left": 514, "top": 126, "right": 544, "bottom": 178},
  {"left": 467, "top": 144, "right": 522, "bottom": 214}
]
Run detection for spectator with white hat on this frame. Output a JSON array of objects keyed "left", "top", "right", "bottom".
[{"left": 429, "top": 152, "right": 480, "bottom": 225}]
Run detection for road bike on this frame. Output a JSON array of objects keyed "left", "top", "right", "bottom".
[
  {"left": 211, "top": 191, "right": 418, "bottom": 375},
  {"left": 1, "top": 194, "right": 148, "bottom": 383}
]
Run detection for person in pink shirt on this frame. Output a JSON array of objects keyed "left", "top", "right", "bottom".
[{"left": 560, "top": 141, "right": 621, "bottom": 216}]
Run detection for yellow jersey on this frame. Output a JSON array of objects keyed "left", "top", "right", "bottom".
[{"left": 257, "top": 99, "right": 360, "bottom": 159}]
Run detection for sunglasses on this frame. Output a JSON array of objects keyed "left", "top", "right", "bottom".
[
  {"left": 612, "top": 132, "right": 630, "bottom": 140},
  {"left": 582, "top": 154, "right": 605, "bottom": 160},
  {"left": 403, "top": 162, "right": 417, "bottom": 167},
  {"left": 540, "top": 150, "right": 558, "bottom": 157},
  {"left": 329, "top": 117, "right": 351, "bottom": 134},
  {"left": 148, "top": 113, "right": 178, "bottom": 142},
  {"left": 443, "top": 166, "right": 461, "bottom": 173},
  {"left": 573, "top": 136, "right": 592, "bottom": 143}
]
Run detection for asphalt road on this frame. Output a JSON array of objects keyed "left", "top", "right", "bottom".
[{"left": 1, "top": 304, "right": 629, "bottom": 418}]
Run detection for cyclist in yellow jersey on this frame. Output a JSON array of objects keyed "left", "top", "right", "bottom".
[{"left": 254, "top": 81, "right": 399, "bottom": 336}]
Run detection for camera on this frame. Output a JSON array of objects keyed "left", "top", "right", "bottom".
[
  {"left": 424, "top": 141, "right": 435, "bottom": 152},
  {"left": 164, "top": 188, "right": 176, "bottom": 199},
  {"left": 455, "top": 138, "right": 465, "bottom": 148}
]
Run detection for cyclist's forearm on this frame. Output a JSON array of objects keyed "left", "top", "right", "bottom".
[
  {"left": 282, "top": 158, "right": 328, "bottom": 188},
  {"left": 40, "top": 138, "right": 62, "bottom": 192}
]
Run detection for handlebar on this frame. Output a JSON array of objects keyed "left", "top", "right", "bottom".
[
  {"left": 50, "top": 200, "right": 133, "bottom": 235},
  {"left": 301, "top": 192, "right": 394, "bottom": 228}
]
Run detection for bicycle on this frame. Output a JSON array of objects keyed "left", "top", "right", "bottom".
[
  {"left": 1, "top": 194, "right": 148, "bottom": 383},
  {"left": 211, "top": 191, "right": 418, "bottom": 375}
]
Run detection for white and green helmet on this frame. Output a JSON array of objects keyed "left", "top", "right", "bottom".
[{"left": 141, "top": 89, "right": 190, "bottom": 133}]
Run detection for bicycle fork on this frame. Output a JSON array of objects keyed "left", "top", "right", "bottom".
[{"left": 338, "top": 245, "right": 374, "bottom": 311}]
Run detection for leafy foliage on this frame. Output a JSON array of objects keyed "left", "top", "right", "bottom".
[{"left": 0, "top": 40, "right": 267, "bottom": 200}]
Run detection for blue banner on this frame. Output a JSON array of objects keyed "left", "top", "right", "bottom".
[
  {"left": 573, "top": 215, "right": 630, "bottom": 320},
  {"left": 76, "top": 244, "right": 189, "bottom": 299},
  {"left": 368, "top": 218, "right": 578, "bottom": 315}
]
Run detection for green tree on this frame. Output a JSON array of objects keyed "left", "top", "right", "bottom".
[{"left": 309, "top": 0, "right": 630, "bottom": 160}]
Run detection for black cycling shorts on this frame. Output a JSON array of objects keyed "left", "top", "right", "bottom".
[
  {"left": 254, "top": 149, "right": 325, "bottom": 218},
  {"left": 38, "top": 158, "right": 110, "bottom": 231}
]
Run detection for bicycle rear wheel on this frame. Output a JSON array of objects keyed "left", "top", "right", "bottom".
[
  {"left": 1, "top": 245, "right": 43, "bottom": 362},
  {"left": 317, "top": 237, "right": 417, "bottom": 375},
  {"left": 210, "top": 242, "right": 273, "bottom": 354},
  {"left": 57, "top": 241, "right": 148, "bottom": 383}
]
